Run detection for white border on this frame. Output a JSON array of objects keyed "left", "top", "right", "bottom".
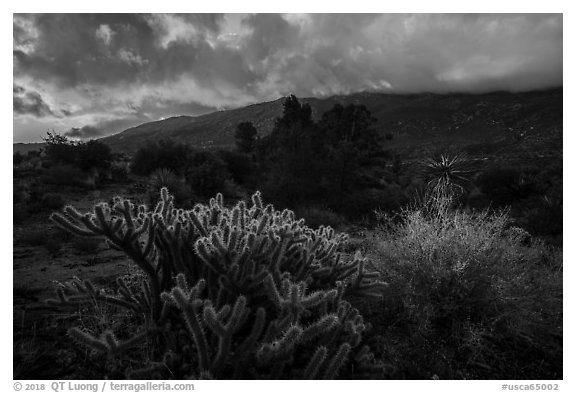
[{"left": 4, "top": 2, "right": 571, "bottom": 390}]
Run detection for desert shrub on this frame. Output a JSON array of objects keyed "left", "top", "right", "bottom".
[
  {"left": 296, "top": 205, "right": 346, "bottom": 229},
  {"left": 43, "top": 132, "right": 77, "bottom": 166},
  {"left": 41, "top": 165, "right": 92, "bottom": 188},
  {"left": 14, "top": 152, "right": 24, "bottom": 166},
  {"left": 41, "top": 132, "right": 113, "bottom": 172},
  {"left": 368, "top": 188, "right": 562, "bottom": 378},
  {"left": 518, "top": 195, "right": 563, "bottom": 239},
  {"left": 27, "top": 149, "right": 42, "bottom": 159},
  {"left": 110, "top": 161, "right": 130, "bottom": 181},
  {"left": 49, "top": 189, "right": 386, "bottom": 379},
  {"left": 185, "top": 152, "right": 230, "bottom": 198},
  {"left": 476, "top": 167, "right": 538, "bottom": 207},
  {"left": 14, "top": 163, "right": 41, "bottom": 180},
  {"left": 131, "top": 139, "right": 192, "bottom": 176},
  {"left": 220, "top": 150, "right": 255, "bottom": 186},
  {"left": 220, "top": 179, "right": 249, "bottom": 200},
  {"left": 76, "top": 140, "right": 112, "bottom": 171}
]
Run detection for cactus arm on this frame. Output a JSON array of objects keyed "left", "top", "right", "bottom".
[
  {"left": 322, "top": 342, "right": 351, "bottom": 379},
  {"left": 164, "top": 278, "right": 211, "bottom": 371},
  {"left": 68, "top": 328, "right": 109, "bottom": 353},
  {"left": 300, "top": 314, "right": 339, "bottom": 343},
  {"left": 233, "top": 307, "right": 266, "bottom": 378},
  {"left": 303, "top": 346, "right": 328, "bottom": 379},
  {"left": 50, "top": 213, "right": 96, "bottom": 237}
]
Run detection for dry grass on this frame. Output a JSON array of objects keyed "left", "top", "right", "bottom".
[{"left": 365, "top": 187, "right": 562, "bottom": 379}]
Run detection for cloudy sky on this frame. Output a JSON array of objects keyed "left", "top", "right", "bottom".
[{"left": 13, "top": 13, "right": 562, "bottom": 143}]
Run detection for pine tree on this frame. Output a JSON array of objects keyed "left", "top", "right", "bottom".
[{"left": 234, "top": 122, "right": 258, "bottom": 153}]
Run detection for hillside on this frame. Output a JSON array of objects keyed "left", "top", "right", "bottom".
[{"left": 101, "top": 88, "right": 562, "bottom": 157}]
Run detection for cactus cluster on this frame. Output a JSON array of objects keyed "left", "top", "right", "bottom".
[{"left": 49, "top": 188, "right": 386, "bottom": 378}]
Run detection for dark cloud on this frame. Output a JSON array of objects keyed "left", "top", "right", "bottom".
[
  {"left": 64, "top": 97, "right": 221, "bottom": 141},
  {"left": 13, "top": 83, "right": 72, "bottom": 118},
  {"left": 13, "top": 14, "right": 159, "bottom": 88},
  {"left": 13, "top": 84, "right": 55, "bottom": 117},
  {"left": 13, "top": 84, "right": 25, "bottom": 94},
  {"left": 13, "top": 13, "right": 562, "bottom": 142},
  {"left": 65, "top": 125, "right": 103, "bottom": 139},
  {"left": 64, "top": 115, "right": 152, "bottom": 140}
]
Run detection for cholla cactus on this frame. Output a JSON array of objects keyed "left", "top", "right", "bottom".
[{"left": 50, "top": 188, "right": 386, "bottom": 378}]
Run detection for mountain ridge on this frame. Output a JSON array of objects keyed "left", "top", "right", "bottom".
[
  {"left": 102, "top": 88, "right": 562, "bottom": 154},
  {"left": 17, "top": 88, "right": 562, "bottom": 157}
]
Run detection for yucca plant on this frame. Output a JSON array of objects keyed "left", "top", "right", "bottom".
[
  {"left": 148, "top": 168, "right": 191, "bottom": 207},
  {"left": 421, "top": 154, "right": 473, "bottom": 195}
]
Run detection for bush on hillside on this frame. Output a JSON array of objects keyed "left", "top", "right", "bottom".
[
  {"left": 185, "top": 151, "right": 231, "bottom": 198},
  {"left": 43, "top": 132, "right": 77, "bottom": 166},
  {"left": 131, "top": 139, "right": 192, "bottom": 176},
  {"left": 295, "top": 205, "right": 346, "bottom": 230},
  {"left": 76, "top": 140, "right": 113, "bottom": 171},
  {"left": 219, "top": 150, "right": 256, "bottom": 186}
]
